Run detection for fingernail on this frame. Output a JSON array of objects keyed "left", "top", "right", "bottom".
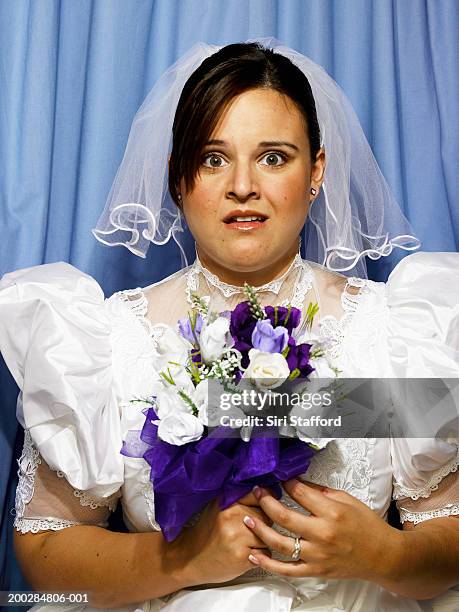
[
  {"left": 243, "top": 515, "right": 255, "bottom": 529},
  {"left": 248, "top": 554, "right": 259, "bottom": 565},
  {"left": 252, "top": 485, "right": 261, "bottom": 500}
]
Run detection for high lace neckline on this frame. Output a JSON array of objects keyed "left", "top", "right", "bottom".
[
  {"left": 185, "top": 251, "right": 315, "bottom": 313},
  {"left": 191, "top": 251, "right": 306, "bottom": 299}
]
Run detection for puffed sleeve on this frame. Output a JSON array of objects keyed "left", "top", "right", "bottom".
[
  {"left": 385, "top": 252, "right": 459, "bottom": 525},
  {"left": 0, "top": 263, "right": 124, "bottom": 531},
  {"left": 385, "top": 251, "right": 459, "bottom": 377}
]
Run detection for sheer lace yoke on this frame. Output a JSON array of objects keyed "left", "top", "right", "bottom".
[{"left": 134, "top": 256, "right": 370, "bottom": 357}]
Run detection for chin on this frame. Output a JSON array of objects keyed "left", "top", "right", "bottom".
[{"left": 219, "top": 241, "right": 275, "bottom": 271}]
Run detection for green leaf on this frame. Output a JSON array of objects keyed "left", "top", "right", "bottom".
[
  {"left": 160, "top": 367, "right": 175, "bottom": 386},
  {"left": 177, "top": 389, "right": 199, "bottom": 416},
  {"left": 305, "top": 302, "right": 319, "bottom": 330},
  {"left": 283, "top": 304, "right": 291, "bottom": 326},
  {"left": 281, "top": 345, "right": 290, "bottom": 358}
]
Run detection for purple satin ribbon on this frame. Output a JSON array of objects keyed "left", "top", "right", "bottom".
[{"left": 121, "top": 407, "right": 316, "bottom": 541}]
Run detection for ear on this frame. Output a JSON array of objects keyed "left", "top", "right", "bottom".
[{"left": 310, "top": 147, "right": 326, "bottom": 198}]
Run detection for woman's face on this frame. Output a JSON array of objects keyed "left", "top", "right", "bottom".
[{"left": 181, "top": 88, "right": 325, "bottom": 283}]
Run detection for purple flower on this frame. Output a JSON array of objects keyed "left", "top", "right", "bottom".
[
  {"left": 178, "top": 314, "right": 203, "bottom": 344},
  {"left": 286, "top": 341, "right": 315, "bottom": 377},
  {"left": 191, "top": 348, "right": 202, "bottom": 365},
  {"left": 230, "top": 302, "right": 258, "bottom": 369},
  {"left": 251, "top": 319, "right": 288, "bottom": 353},
  {"left": 264, "top": 305, "right": 301, "bottom": 334}
]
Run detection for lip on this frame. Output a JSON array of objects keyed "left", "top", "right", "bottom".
[
  {"left": 224, "top": 219, "right": 268, "bottom": 231},
  {"left": 222, "top": 209, "right": 269, "bottom": 224}
]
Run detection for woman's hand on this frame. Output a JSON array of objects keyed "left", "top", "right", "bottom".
[
  {"left": 165, "top": 491, "right": 272, "bottom": 587},
  {"left": 243, "top": 478, "right": 402, "bottom": 584}
]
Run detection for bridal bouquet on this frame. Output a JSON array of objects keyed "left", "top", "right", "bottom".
[{"left": 121, "top": 285, "right": 337, "bottom": 541}]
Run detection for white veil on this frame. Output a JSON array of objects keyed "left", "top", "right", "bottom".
[{"left": 93, "top": 38, "right": 420, "bottom": 278}]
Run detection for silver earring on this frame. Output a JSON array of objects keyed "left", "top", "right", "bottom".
[
  {"left": 310, "top": 187, "right": 317, "bottom": 196},
  {"left": 177, "top": 193, "right": 182, "bottom": 202}
]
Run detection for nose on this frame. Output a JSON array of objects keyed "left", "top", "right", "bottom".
[{"left": 225, "top": 159, "right": 259, "bottom": 202}]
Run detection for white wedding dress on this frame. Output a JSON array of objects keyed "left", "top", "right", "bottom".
[{"left": 0, "top": 251, "right": 458, "bottom": 611}]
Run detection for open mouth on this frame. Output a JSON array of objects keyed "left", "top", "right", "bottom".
[{"left": 223, "top": 213, "right": 268, "bottom": 224}]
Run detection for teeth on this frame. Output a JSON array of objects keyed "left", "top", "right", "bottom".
[{"left": 232, "top": 216, "right": 264, "bottom": 222}]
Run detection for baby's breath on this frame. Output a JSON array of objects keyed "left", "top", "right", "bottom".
[
  {"left": 189, "top": 291, "right": 209, "bottom": 315},
  {"left": 243, "top": 283, "right": 265, "bottom": 320},
  {"left": 310, "top": 346, "right": 325, "bottom": 359}
]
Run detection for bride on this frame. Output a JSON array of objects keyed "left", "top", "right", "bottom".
[{"left": 0, "top": 41, "right": 458, "bottom": 611}]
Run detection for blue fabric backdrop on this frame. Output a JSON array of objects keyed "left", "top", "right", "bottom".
[{"left": 1, "top": 0, "right": 458, "bottom": 595}]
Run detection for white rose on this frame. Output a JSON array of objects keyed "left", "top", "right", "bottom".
[
  {"left": 193, "top": 380, "right": 209, "bottom": 425},
  {"left": 296, "top": 331, "right": 320, "bottom": 345},
  {"left": 156, "top": 326, "right": 191, "bottom": 358},
  {"left": 155, "top": 327, "right": 190, "bottom": 366},
  {"left": 200, "top": 316, "right": 234, "bottom": 363},
  {"left": 153, "top": 327, "right": 195, "bottom": 391},
  {"left": 157, "top": 412, "right": 204, "bottom": 445},
  {"left": 154, "top": 387, "right": 189, "bottom": 419},
  {"left": 309, "top": 356, "right": 336, "bottom": 379},
  {"left": 243, "top": 349, "right": 290, "bottom": 390}
]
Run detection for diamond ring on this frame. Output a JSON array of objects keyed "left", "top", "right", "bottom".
[{"left": 291, "top": 536, "right": 301, "bottom": 561}]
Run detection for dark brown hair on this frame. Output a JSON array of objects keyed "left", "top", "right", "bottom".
[{"left": 168, "top": 42, "right": 321, "bottom": 206}]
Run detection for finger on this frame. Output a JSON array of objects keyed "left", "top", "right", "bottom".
[
  {"left": 282, "top": 478, "right": 343, "bottom": 517},
  {"left": 238, "top": 485, "right": 279, "bottom": 507},
  {"left": 243, "top": 514, "right": 310, "bottom": 559},
  {"left": 241, "top": 520, "right": 271, "bottom": 550},
  {"left": 248, "top": 550, "right": 311, "bottom": 577},
  {"left": 299, "top": 479, "right": 362, "bottom": 507},
  {"left": 236, "top": 491, "right": 261, "bottom": 506},
  {"left": 296, "top": 480, "right": 326, "bottom": 492},
  {"left": 246, "top": 532, "right": 270, "bottom": 550},
  {"left": 252, "top": 488, "right": 317, "bottom": 538},
  {"left": 298, "top": 479, "right": 362, "bottom": 508},
  {"left": 249, "top": 506, "right": 274, "bottom": 527}
]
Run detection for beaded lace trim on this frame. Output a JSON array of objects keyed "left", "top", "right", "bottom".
[
  {"left": 14, "top": 516, "right": 82, "bottom": 534},
  {"left": 140, "top": 466, "right": 161, "bottom": 531},
  {"left": 13, "top": 429, "right": 119, "bottom": 534},
  {"left": 114, "top": 288, "right": 169, "bottom": 345},
  {"left": 318, "top": 277, "right": 370, "bottom": 360},
  {"left": 392, "top": 445, "right": 459, "bottom": 501},
  {"left": 186, "top": 252, "right": 314, "bottom": 309},
  {"left": 14, "top": 429, "right": 40, "bottom": 520},
  {"left": 54, "top": 469, "right": 120, "bottom": 511},
  {"left": 13, "top": 430, "right": 82, "bottom": 534},
  {"left": 115, "top": 288, "right": 153, "bottom": 335},
  {"left": 399, "top": 503, "right": 459, "bottom": 525}
]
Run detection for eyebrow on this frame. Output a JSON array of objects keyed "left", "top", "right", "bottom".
[{"left": 205, "top": 139, "right": 300, "bottom": 152}]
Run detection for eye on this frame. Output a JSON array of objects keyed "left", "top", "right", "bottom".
[
  {"left": 260, "top": 152, "right": 287, "bottom": 167},
  {"left": 202, "top": 153, "right": 227, "bottom": 168}
]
